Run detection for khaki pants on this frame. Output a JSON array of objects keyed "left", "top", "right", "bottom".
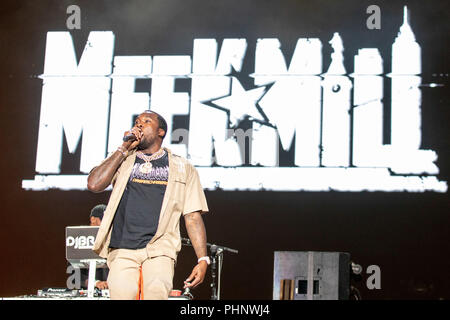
[{"left": 107, "top": 248, "right": 174, "bottom": 300}]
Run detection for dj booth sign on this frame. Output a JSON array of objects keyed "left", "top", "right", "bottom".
[
  {"left": 65, "top": 226, "right": 107, "bottom": 268},
  {"left": 65, "top": 226, "right": 108, "bottom": 298}
]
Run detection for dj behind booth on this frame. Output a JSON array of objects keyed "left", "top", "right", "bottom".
[
  {"left": 63, "top": 203, "right": 110, "bottom": 299},
  {"left": 77, "top": 204, "right": 109, "bottom": 291},
  {"left": 64, "top": 222, "right": 110, "bottom": 299}
]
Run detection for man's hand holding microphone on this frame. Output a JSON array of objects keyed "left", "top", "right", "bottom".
[{"left": 118, "top": 127, "right": 143, "bottom": 157}]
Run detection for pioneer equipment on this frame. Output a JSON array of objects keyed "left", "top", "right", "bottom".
[{"left": 37, "top": 288, "right": 79, "bottom": 298}]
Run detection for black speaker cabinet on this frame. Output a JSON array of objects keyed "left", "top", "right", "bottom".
[{"left": 273, "top": 251, "right": 350, "bottom": 300}]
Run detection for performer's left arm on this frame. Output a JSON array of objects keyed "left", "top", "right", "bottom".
[{"left": 184, "top": 211, "right": 208, "bottom": 288}]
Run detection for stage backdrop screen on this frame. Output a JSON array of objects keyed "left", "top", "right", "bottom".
[{"left": 0, "top": 0, "right": 449, "bottom": 300}]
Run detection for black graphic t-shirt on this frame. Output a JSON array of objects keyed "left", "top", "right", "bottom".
[{"left": 110, "top": 151, "right": 169, "bottom": 249}]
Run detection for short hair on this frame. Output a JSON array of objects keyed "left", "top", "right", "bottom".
[
  {"left": 145, "top": 110, "right": 167, "bottom": 139},
  {"left": 90, "top": 204, "right": 106, "bottom": 220}
]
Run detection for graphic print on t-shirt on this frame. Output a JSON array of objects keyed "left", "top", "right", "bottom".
[{"left": 130, "top": 152, "right": 169, "bottom": 186}]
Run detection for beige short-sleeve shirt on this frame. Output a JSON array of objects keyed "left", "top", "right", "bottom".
[{"left": 92, "top": 148, "right": 208, "bottom": 261}]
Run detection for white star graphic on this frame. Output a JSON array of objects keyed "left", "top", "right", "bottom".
[
  {"left": 212, "top": 77, "right": 266, "bottom": 126},
  {"left": 258, "top": 79, "right": 302, "bottom": 151}
]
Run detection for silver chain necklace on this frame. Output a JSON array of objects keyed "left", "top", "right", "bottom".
[{"left": 136, "top": 149, "right": 165, "bottom": 174}]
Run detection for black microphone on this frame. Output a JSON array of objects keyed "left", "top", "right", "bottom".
[{"left": 123, "top": 133, "right": 137, "bottom": 142}]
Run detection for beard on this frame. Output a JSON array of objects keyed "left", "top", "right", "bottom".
[
  {"left": 137, "top": 139, "right": 150, "bottom": 150},
  {"left": 137, "top": 134, "right": 157, "bottom": 151}
]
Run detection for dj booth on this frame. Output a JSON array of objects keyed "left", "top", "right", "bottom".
[
  {"left": 1, "top": 290, "right": 190, "bottom": 300},
  {"left": 1, "top": 226, "right": 191, "bottom": 300}
]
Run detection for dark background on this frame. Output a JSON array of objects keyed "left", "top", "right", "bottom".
[{"left": 0, "top": 0, "right": 448, "bottom": 300}]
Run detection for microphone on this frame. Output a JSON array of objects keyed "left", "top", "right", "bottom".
[{"left": 123, "top": 133, "right": 137, "bottom": 142}]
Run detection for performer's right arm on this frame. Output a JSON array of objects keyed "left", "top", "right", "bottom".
[{"left": 87, "top": 127, "right": 142, "bottom": 192}]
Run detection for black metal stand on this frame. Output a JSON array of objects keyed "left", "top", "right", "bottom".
[
  {"left": 208, "top": 242, "right": 238, "bottom": 300},
  {"left": 182, "top": 237, "right": 238, "bottom": 300},
  {"left": 210, "top": 245, "right": 219, "bottom": 300}
]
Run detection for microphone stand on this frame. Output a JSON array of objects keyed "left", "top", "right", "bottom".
[
  {"left": 182, "top": 238, "right": 238, "bottom": 300},
  {"left": 210, "top": 245, "right": 219, "bottom": 301}
]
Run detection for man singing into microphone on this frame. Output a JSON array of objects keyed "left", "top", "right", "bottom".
[{"left": 87, "top": 110, "right": 209, "bottom": 300}]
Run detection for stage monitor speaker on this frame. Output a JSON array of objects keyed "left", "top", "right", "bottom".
[{"left": 273, "top": 251, "right": 350, "bottom": 300}]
